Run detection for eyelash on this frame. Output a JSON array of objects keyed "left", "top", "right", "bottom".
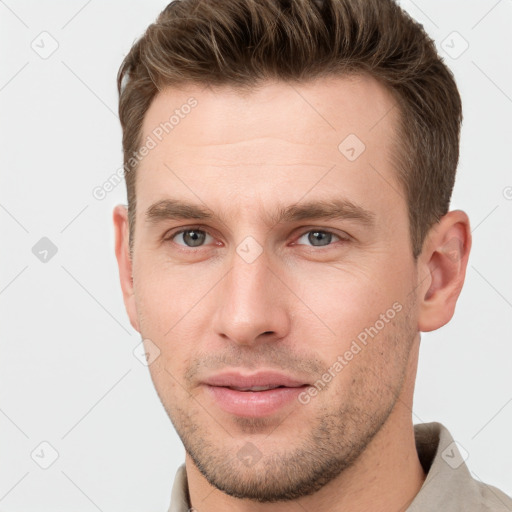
[{"left": 163, "top": 226, "right": 350, "bottom": 250}]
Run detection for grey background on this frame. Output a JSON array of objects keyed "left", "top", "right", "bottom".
[{"left": 1, "top": 0, "right": 511, "bottom": 510}]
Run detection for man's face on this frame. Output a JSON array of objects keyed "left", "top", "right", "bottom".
[{"left": 127, "top": 75, "right": 421, "bottom": 501}]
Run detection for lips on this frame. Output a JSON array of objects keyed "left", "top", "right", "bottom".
[
  {"left": 202, "top": 371, "right": 309, "bottom": 389},
  {"left": 227, "top": 385, "right": 285, "bottom": 391},
  {"left": 202, "top": 371, "right": 310, "bottom": 417}
]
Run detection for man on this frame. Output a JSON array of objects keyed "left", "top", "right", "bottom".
[{"left": 113, "top": 0, "right": 512, "bottom": 510}]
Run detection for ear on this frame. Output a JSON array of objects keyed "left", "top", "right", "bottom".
[
  {"left": 113, "top": 205, "right": 140, "bottom": 333},
  {"left": 417, "top": 210, "right": 472, "bottom": 332}
]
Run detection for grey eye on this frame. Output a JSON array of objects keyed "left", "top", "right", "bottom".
[
  {"left": 296, "top": 230, "right": 341, "bottom": 247},
  {"left": 173, "top": 229, "right": 213, "bottom": 247}
]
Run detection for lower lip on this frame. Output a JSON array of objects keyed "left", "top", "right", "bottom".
[{"left": 204, "top": 385, "right": 309, "bottom": 417}]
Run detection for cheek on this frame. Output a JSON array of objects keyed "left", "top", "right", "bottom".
[
  {"left": 290, "top": 263, "right": 403, "bottom": 345},
  {"left": 133, "top": 262, "right": 211, "bottom": 385},
  {"left": 325, "top": 300, "right": 415, "bottom": 408},
  {"left": 133, "top": 257, "right": 199, "bottom": 337}
]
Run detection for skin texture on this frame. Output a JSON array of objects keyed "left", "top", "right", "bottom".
[{"left": 114, "top": 74, "right": 471, "bottom": 511}]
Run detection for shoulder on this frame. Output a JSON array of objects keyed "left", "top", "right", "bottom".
[
  {"left": 471, "top": 480, "right": 512, "bottom": 511},
  {"left": 410, "top": 422, "right": 512, "bottom": 511}
]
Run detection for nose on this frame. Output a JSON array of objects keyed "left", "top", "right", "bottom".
[{"left": 211, "top": 251, "right": 291, "bottom": 347}]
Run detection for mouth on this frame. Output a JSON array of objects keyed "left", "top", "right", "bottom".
[
  {"left": 222, "top": 384, "right": 300, "bottom": 391},
  {"left": 202, "top": 370, "right": 309, "bottom": 389},
  {"left": 202, "top": 371, "right": 310, "bottom": 417}
]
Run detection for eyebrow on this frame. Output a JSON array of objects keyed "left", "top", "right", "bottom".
[{"left": 145, "top": 197, "right": 376, "bottom": 229}]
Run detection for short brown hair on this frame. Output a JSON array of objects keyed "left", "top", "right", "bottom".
[{"left": 118, "top": 0, "right": 462, "bottom": 259}]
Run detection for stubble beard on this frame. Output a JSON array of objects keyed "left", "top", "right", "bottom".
[{"left": 153, "top": 297, "right": 418, "bottom": 503}]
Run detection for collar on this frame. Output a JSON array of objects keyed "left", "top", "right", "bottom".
[{"left": 167, "top": 422, "right": 512, "bottom": 511}]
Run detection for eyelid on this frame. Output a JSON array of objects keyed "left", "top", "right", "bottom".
[
  {"left": 292, "top": 227, "right": 351, "bottom": 247},
  {"left": 162, "top": 225, "right": 352, "bottom": 247},
  {"left": 163, "top": 225, "right": 217, "bottom": 245}
]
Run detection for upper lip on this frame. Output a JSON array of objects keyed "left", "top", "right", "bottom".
[{"left": 203, "top": 371, "right": 309, "bottom": 388}]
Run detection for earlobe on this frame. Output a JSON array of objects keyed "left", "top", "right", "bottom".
[
  {"left": 417, "top": 210, "right": 472, "bottom": 332},
  {"left": 113, "top": 205, "right": 140, "bottom": 333}
]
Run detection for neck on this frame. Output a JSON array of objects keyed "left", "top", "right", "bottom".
[{"left": 185, "top": 339, "right": 425, "bottom": 512}]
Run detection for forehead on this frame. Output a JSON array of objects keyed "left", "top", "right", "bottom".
[
  {"left": 136, "top": 74, "right": 403, "bottom": 225},
  {"left": 141, "top": 74, "right": 398, "bottom": 153}
]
